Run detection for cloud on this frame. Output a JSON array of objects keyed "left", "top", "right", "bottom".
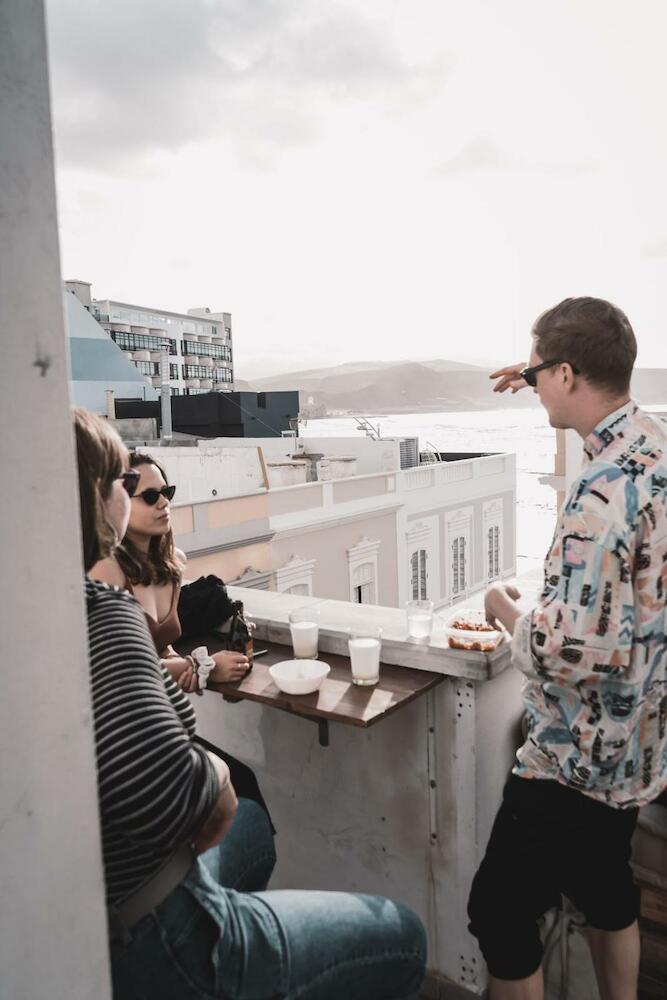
[
  {"left": 435, "top": 136, "right": 596, "bottom": 177},
  {"left": 47, "top": 0, "right": 422, "bottom": 170}
]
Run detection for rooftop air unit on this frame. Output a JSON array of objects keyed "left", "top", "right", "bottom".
[{"left": 398, "top": 437, "right": 420, "bottom": 469}]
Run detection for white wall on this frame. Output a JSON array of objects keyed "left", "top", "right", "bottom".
[
  {"left": 138, "top": 444, "right": 268, "bottom": 501},
  {"left": 145, "top": 436, "right": 400, "bottom": 503},
  {"left": 0, "top": 3, "right": 111, "bottom": 997},
  {"left": 303, "top": 436, "right": 401, "bottom": 475},
  {"left": 209, "top": 435, "right": 400, "bottom": 476}
]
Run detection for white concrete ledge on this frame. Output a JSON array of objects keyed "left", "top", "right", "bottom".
[{"left": 226, "top": 586, "right": 512, "bottom": 683}]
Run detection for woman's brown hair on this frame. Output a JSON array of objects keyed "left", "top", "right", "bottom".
[
  {"left": 115, "top": 453, "right": 182, "bottom": 587},
  {"left": 74, "top": 408, "right": 127, "bottom": 573}
]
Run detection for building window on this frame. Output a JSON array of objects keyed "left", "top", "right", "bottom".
[
  {"left": 183, "top": 339, "right": 231, "bottom": 361},
  {"left": 276, "top": 555, "right": 316, "bottom": 596},
  {"left": 483, "top": 499, "right": 503, "bottom": 581},
  {"left": 451, "top": 536, "right": 467, "bottom": 595},
  {"left": 133, "top": 360, "right": 159, "bottom": 376},
  {"left": 109, "top": 330, "right": 176, "bottom": 354},
  {"left": 352, "top": 563, "right": 375, "bottom": 604},
  {"left": 445, "top": 507, "right": 473, "bottom": 599},
  {"left": 405, "top": 517, "right": 439, "bottom": 606},
  {"left": 410, "top": 549, "right": 428, "bottom": 600},
  {"left": 257, "top": 392, "right": 266, "bottom": 409},
  {"left": 487, "top": 526, "right": 500, "bottom": 579},
  {"left": 169, "top": 364, "right": 180, "bottom": 380},
  {"left": 185, "top": 364, "right": 219, "bottom": 379},
  {"left": 183, "top": 364, "right": 231, "bottom": 381},
  {"left": 347, "top": 537, "right": 380, "bottom": 605}
]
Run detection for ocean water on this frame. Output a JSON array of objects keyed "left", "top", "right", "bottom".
[{"left": 300, "top": 407, "right": 557, "bottom": 577}]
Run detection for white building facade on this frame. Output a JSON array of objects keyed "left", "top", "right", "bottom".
[
  {"left": 149, "top": 439, "right": 517, "bottom": 611},
  {"left": 269, "top": 453, "right": 516, "bottom": 611}
]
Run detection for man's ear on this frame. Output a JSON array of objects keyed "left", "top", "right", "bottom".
[{"left": 564, "top": 363, "right": 577, "bottom": 387}]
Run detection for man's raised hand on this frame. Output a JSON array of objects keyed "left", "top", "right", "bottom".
[{"left": 489, "top": 362, "right": 528, "bottom": 394}]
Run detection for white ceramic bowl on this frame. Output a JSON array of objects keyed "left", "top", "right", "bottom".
[
  {"left": 269, "top": 659, "right": 330, "bottom": 695},
  {"left": 446, "top": 608, "right": 502, "bottom": 646}
]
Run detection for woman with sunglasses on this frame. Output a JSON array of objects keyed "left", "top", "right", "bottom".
[
  {"left": 91, "top": 452, "right": 248, "bottom": 688},
  {"left": 75, "top": 406, "right": 427, "bottom": 999}
]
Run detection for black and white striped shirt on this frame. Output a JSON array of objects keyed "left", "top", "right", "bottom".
[{"left": 85, "top": 579, "right": 218, "bottom": 906}]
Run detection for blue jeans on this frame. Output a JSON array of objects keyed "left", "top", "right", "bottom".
[{"left": 111, "top": 798, "right": 426, "bottom": 999}]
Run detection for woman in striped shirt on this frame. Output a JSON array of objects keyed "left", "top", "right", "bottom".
[
  {"left": 75, "top": 407, "right": 426, "bottom": 1000},
  {"left": 89, "top": 449, "right": 275, "bottom": 828}
]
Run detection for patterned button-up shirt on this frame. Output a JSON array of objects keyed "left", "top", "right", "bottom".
[{"left": 512, "top": 401, "right": 667, "bottom": 807}]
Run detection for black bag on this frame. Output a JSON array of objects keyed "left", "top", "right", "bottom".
[{"left": 177, "top": 575, "right": 235, "bottom": 640}]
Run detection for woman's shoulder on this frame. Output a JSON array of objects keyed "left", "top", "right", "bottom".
[
  {"left": 85, "top": 577, "right": 137, "bottom": 612},
  {"left": 85, "top": 579, "right": 157, "bottom": 658},
  {"left": 174, "top": 548, "right": 187, "bottom": 574},
  {"left": 89, "top": 555, "right": 126, "bottom": 589}
]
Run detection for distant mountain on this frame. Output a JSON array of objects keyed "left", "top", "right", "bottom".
[
  {"left": 237, "top": 360, "right": 667, "bottom": 415},
  {"left": 306, "top": 363, "right": 537, "bottom": 414},
  {"left": 231, "top": 377, "right": 254, "bottom": 392},
  {"left": 249, "top": 357, "right": 486, "bottom": 393}
]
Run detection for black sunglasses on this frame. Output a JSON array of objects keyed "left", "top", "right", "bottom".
[
  {"left": 519, "top": 359, "right": 581, "bottom": 388},
  {"left": 133, "top": 484, "right": 176, "bottom": 506},
  {"left": 120, "top": 470, "right": 141, "bottom": 497}
]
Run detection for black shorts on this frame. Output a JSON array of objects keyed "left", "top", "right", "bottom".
[{"left": 467, "top": 774, "right": 640, "bottom": 981}]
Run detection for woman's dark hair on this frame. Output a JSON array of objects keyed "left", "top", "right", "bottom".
[
  {"left": 115, "top": 453, "right": 182, "bottom": 586},
  {"left": 73, "top": 408, "right": 127, "bottom": 573},
  {"left": 533, "top": 297, "right": 637, "bottom": 396}
]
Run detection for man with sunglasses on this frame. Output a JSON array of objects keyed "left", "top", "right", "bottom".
[{"left": 467, "top": 297, "right": 667, "bottom": 1000}]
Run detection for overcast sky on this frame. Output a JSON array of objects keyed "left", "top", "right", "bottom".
[{"left": 47, "top": 0, "right": 667, "bottom": 377}]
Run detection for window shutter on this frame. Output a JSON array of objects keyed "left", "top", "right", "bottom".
[{"left": 411, "top": 551, "right": 419, "bottom": 600}]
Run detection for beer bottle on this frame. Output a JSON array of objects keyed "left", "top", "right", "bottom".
[{"left": 228, "top": 600, "right": 254, "bottom": 671}]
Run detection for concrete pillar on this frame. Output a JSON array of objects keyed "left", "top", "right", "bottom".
[
  {"left": 105, "top": 389, "right": 116, "bottom": 419},
  {"left": 160, "top": 352, "right": 173, "bottom": 441},
  {"left": 0, "top": 2, "right": 111, "bottom": 997}
]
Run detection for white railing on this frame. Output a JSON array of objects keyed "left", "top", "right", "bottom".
[
  {"left": 402, "top": 467, "right": 436, "bottom": 491},
  {"left": 437, "top": 461, "right": 474, "bottom": 483}
]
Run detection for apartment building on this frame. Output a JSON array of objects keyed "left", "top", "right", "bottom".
[
  {"left": 66, "top": 280, "right": 234, "bottom": 396},
  {"left": 65, "top": 288, "right": 158, "bottom": 412}
]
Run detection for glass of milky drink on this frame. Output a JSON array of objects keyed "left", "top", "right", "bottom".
[
  {"left": 406, "top": 599, "right": 434, "bottom": 642},
  {"left": 289, "top": 609, "right": 320, "bottom": 659},
  {"left": 348, "top": 626, "right": 382, "bottom": 686}
]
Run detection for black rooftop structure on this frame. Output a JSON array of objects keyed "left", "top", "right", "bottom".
[{"left": 115, "top": 390, "right": 299, "bottom": 438}]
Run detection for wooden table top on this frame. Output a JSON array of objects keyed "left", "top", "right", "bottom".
[{"left": 205, "top": 640, "right": 444, "bottom": 729}]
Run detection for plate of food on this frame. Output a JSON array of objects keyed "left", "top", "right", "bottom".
[{"left": 446, "top": 609, "right": 503, "bottom": 652}]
